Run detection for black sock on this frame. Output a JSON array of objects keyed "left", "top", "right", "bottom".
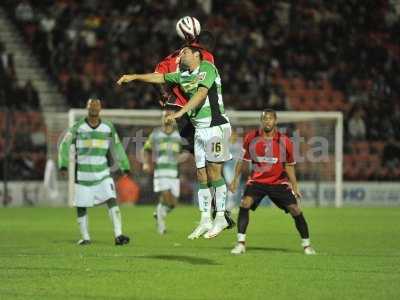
[
  {"left": 106, "top": 198, "right": 118, "bottom": 209},
  {"left": 237, "top": 207, "right": 250, "bottom": 234},
  {"left": 77, "top": 207, "right": 87, "bottom": 218},
  {"left": 293, "top": 213, "right": 309, "bottom": 239}
]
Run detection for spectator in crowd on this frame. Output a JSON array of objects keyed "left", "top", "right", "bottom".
[
  {"left": 348, "top": 107, "right": 367, "bottom": 140},
  {"left": 15, "top": 0, "right": 34, "bottom": 24},
  {"left": 382, "top": 136, "right": 400, "bottom": 170},
  {"left": 23, "top": 80, "right": 40, "bottom": 110}
]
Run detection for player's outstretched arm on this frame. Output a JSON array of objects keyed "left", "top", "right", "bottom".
[{"left": 117, "top": 73, "right": 165, "bottom": 85}]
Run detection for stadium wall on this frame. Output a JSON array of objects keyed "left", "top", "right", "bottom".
[{"left": 1, "top": 181, "right": 400, "bottom": 207}]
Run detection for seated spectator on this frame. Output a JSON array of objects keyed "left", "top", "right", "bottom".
[
  {"left": 15, "top": 0, "right": 34, "bottom": 24},
  {"left": 12, "top": 152, "right": 36, "bottom": 179},
  {"left": 24, "top": 80, "right": 40, "bottom": 110},
  {"left": 348, "top": 78, "right": 369, "bottom": 105},
  {"left": 31, "top": 125, "right": 46, "bottom": 151},
  {"left": 382, "top": 136, "right": 400, "bottom": 170},
  {"left": 267, "top": 87, "right": 287, "bottom": 111},
  {"left": 348, "top": 108, "right": 367, "bottom": 140},
  {"left": 14, "top": 123, "right": 33, "bottom": 152}
]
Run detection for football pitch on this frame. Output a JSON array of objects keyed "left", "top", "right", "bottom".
[{"left": 0, "top": 206, "right": 399, "bottom": 300}]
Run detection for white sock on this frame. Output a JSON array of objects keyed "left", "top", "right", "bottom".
[
  {"left": 156, "top": 203, "right": 166, "bottom": 218},
  {"left": 238, "top": 233, "right": 246, "bottom": 243},
  {"left": 108, "top": 206, "right": 122, "bottom": 237},
  {"left": 302, "top": 238, "right": 311, "bottom": 247},
  {"left": 198, "top": 188, "right": 212, "bottom": 214},
  {"left": 77, "top": 215, "right": 90, "bottom": 240},
  {"left": 226, "top": 190, "right": 237, "bottom": 211},
  {"left": 201, "top": 212, "right": 211, "bottom": 224},
  {"left": 214, "top": 180, "right": 227, "bottom": 212},
  {"left": 157, "top": 203, "right": 169, "bottom": 226}
]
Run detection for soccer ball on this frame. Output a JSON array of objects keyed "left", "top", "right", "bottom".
[{"left": 176, "top": 16, "right": 201, "bottom": 41}]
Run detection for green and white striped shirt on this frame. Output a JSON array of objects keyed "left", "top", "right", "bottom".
[
  {"left": 164, "top": 60, "right": 229, "bottom": 129},
  {"left": 143, "top": 128, "right": 181, "bottom": 178},
  {"left": 58, "top": 118, "right": 130, "bottom": 186}
]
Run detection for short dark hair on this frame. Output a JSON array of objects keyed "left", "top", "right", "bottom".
[
  {"left": 87, "top": 98, "right": 101, "bottom": 107},
  {"left": 196, "top": 30, "right": 216, "bottom": 52},
  {"left": 186, "top": 46, "right": 203, "bottom": 60},
  {"left": 261, "top": 108, "right": 277, "bottom": 119},
  {"left": 87, "top": 98, "right": 101, "bottom": 104}
]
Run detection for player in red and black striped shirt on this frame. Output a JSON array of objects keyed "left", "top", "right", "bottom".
[{"left": 229, "top": 109, "right": 316, "bottom": 255}]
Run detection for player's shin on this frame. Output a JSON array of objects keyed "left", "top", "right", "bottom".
[
  {"left": 198, "top": 183, "right": 212, "bottom": 222},
  {"left": 292, "top": 213, "right": 316, "bottom": 254},
  {"left": 157, "top": 194, "right": 168, "bottom": 218},
  {"left": 107, "top": 200, "right": 122, "bottom": 237},
  {"left": 156, "top": 202, "right": 167, "bottom": 218},
  {"left": 161, "top": 192, "right": 175, "bottom": 214},
  {"left": 77, "top": 207, "right": 90, "bottom": 241},
  {"left": 209, "top": 182, "right": 216, "bottom": 219},
  {"left": 292, "top": 213, "right": 315, "bottom": 249},
  {"left": 237, "top": 207, "right": 250, "bottom": 240},
  {"left": 212, "top": 178, "right": 227, "bottom": 216},
  {"left": 292, "top": 213, "right": 309, "bottom": 239}
]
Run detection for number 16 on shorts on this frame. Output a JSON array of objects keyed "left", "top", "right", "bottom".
[{"left": 207, "top": 136, "right": 230, "bottom": 163}]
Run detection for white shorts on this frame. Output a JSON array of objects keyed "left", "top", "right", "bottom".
[
  {"left": 74, "top": 177, "right": 116, "bottom": 207},
  {"left": 154, "top": 177, "right": 180, "bottom": 198},
  {"left": 194, "top": 123, "right": 232, "bottom": 169}
]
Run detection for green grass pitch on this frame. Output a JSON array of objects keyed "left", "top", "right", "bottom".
[{"left": 0, "top": 206, "right": 399, "bottom": 300}]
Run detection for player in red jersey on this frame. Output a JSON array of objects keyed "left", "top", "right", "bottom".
[
  {"left": 153, "top": 31, "right": 215, "bottom": 154},
  {"left": 228, "top": 109, "right": 316, "bottom": 255}
]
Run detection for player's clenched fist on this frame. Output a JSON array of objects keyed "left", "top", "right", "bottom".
[{"left": 117, "top": 74, "right": 136, "bottom": 85}]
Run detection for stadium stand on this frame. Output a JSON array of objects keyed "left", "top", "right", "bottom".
[
  {"left": 0, "top": 38, "right": 46, "bottom": 180},
  {"left": 1, "top": 0, "right": 399, "bottom": 181}
]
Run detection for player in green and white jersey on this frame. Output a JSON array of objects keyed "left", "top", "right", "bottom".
[
  {"left": 117, "top": 46, "right": 231, "bottom": 239},
  {"left": 143, "top": 110, "right": 182, "bottom": 235},
  {"left": 58, "top": 99, "right": 131, "bottom": 246}
]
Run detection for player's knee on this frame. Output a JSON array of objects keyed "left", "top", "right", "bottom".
[
  {"left": 106, "top": 198, "right": 118, "bottom": 208},
  {"left": 240, "top": 197, "right": 253, "bottom": 209},
  {"left": 288, "top": 204, "right": 301, "bottom": 216},
  {"left": 206, "top": 163, "right": 221, "bottom": 181},
  {"left": 196, "top": 168, "right": 207, "bottom": 183},
  {"left": 208, "top": 172, "right": 221, "bottom": 182},
  {"left": 161, "top": 191, "right": 173, "bottom": 204},
  {"left": 159, "top": 193, "right": 165, "bottom": 203},
  {"left": 169, "top": 197, "right": 178, "bottom": 208}
]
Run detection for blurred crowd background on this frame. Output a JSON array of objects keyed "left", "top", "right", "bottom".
[{"left": 1, "top": 0, "right": 399, "bottom": 183}]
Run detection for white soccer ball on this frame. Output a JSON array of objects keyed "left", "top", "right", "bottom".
[{"left": 176, "top": 16, "right": 201, "bottom": 41}]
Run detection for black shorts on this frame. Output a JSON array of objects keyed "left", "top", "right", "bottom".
[
  {"left": 243, "top": 183, "right": 297, "bottom": 213},
  {"left": 176, "top": 112, "right": 195, "bottom": 154},
  {"left": 165, "top": 103, "right": 195, "bottom": 154}
]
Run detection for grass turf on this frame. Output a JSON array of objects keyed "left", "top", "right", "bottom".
[{"left": 0, "top": 206, "right": 399, "bottom": 300}]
